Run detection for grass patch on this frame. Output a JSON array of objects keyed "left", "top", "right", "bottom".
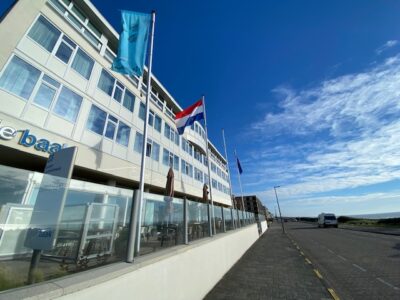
[{"left": 338, "top": 216, "right": 400, "bottom": 227}]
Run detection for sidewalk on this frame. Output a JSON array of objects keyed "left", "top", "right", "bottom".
[{"left": 204, "top": 223, "right": 331, "bottom": 300}]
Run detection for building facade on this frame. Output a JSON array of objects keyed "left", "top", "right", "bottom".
[
  {"left": 234, "top": 195, "right": 268, "bottom": 217},
  {"left": 0, "top": 0, "right": 232, "bottom": 206}
]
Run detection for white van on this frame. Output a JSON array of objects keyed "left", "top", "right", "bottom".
[{"left": 318, "top": 213, "right": 338, "bottom": 228}]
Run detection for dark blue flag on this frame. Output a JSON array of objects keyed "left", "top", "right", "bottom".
[{"left": 237, "top": 157, "right": 243, "bottom": 174}]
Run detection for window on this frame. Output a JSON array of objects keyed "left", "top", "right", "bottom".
[
  {"left": 211, "top": 163, "right": 217, "bottom": 173},
  {"left": 165, "top": 123, "right": 180, "bottom": 145},
  {"left": 148, "top": 110, "right": 154, "bottom": 126},
  {"left": 139, "top": 102, "right": 146, "bottom": 120},
  {"left": 134, "top": 132, "right": 143, "bottom": 153},
  {"left": 194, "top": 149, "right": 202, "bottom": 163},
  {"left": 0, "top": 56, "right": 40, "bottom": 100},
  {"left": 28, "top": 16, "right": 61, "bottom": 52},
  {"left": 123, "top": 90, "right": 135, "bottom": 112},
  {"left": 195, "top": 168, "right": 203, "bottom": 182},
  {"left": 105, "top": 115, "right": 118, "bottom": 140},
  {"left": 116, "top": 121, "right": 130, "bottom": 146},
  {"left": 87, "top": 105, "right": 107, "bottom": 134},
  {"left": 113, "top": 81, "right": 124, "bottom": 102},
  {"left": 181, "top": 160, "right": 193, "bottom": 177},
  {"left": 164, "top": 123, "right": 171, "bottom": 139},
  {"left": 212, "top": 179, "right": 218, "bottom": 189},
  {"left": 98, "top": 70, "right": 115, "bottom": 96},
  {"left": 55, "top": 36, "right": 76, "bottom": 64},
  {"left": 163, "top": 149, "right": 179, "bottom": 170},
  {"left": 154, "top": 115, "right": 162, "bottom": 132},
  {"left": 33, "top": 75, "right": 60, "bottom": 109},
  {"left": 71, "top": 49, "right": 94, "bottom": 79},
  {"left": 204, "top": 174, "right": 209, "bottom": 184},
  {"left": 53, "top": 86, "right": 82, "bottom": 122},
  {"left": 146, "top": 139, "right": 160, "bottom": 161}
]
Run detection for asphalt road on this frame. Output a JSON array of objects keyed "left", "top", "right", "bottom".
[{"left": 286, "top": 222, "right": 400, "bottom": 300}]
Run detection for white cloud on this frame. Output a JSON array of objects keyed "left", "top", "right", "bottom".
[
  {"left": 376, "top": 40, "right": 398, "bottom": 55},
  {"left": 241, "top": 54, "right": 400, "bottom": 214}
]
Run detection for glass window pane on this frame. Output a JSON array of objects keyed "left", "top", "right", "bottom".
[
  {"left": 53, "top": 86, "right": 82, "bottom": 122},
  {"left": 164, "top": 123, "right": 170, "bottom": 139},
  {"left": 97, "top": 69, "right": 114, "bottom": 96},
  {"left": 28, "top": 16, "right": 61, "bottom": 52},
  {"left": 33, "top": 83, "right": 56, "bottom": 109},
  {"left": 154, "top": 115, "right": 162, "bottom": 132},
  {"left": 71, "top": 49, "right": 94, "bottom": 79},
  {"left": 116, "top": 122, "right": 130, "bottom": 146},
  {"left": 55, "top": 41, "right": 74, "bottom": 64},
  {"left": 174, "top": 156, "right": 179, "bottom": 171},
  {"left": 88, "top": 21, "right": 102, "bottom": 38},
  {"left": 0, "top": 56, "right": 40, "bottom": 99},
  {"left": 146, "top": 142, "right": 151, "bottom": 157},
  {"left": 86, "top": 105, "right": 107, "bottom": 134},
  {"left": 105, "top": 121, "right": 116, "bottom": 139},
  {"left": 148, "top": 111, "right": 154, "bottom": 126},
  {"left": 139, "top": 102, "right": 145, "bottom": 120},
  {"left": 67, "top": 12, "right": 83, "bottom": 29},
  {"left": 122, "top": 90, "right": 135, "bottom": 112},
  {"left": 42, "top": 75, "right": 60, "bottom": 88},
  {"left": 152, "top": 142, "right": 160, "bottom": 161},
  {"left": 71, "top": 5, "right": 86, "bottom": 22},
  {"left": 113, "top": 85, "right": 123, "bottom": 103},
  {"left": 134, "top": 132, "right": 143, "bottom": 153},
  {"left": 163, "top": 149, "right": 169, "bottom": 166}
]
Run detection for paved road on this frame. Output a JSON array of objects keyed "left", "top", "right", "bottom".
[
  {"left": 287, "top": 222, "right": 400, "bottom": 300},
  {"left": 205, "top": 223, "right": 331, "bottom": 300}
]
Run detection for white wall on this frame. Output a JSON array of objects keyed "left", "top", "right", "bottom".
[{"left": 58, "top": 225, "right": 260, "bottom": 300}]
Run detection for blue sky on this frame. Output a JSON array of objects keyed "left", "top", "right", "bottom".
[{"left": 2, "top": 0, "right": 400, "bottom": 217}]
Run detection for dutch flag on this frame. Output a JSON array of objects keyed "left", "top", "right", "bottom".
[{"left": 175, "top": 99, "right": 205, "bottom": 135}]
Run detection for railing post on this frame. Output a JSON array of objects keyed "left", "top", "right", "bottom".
[
  {"left": 222, "top": 207, "right": 226, "bottom": 233},
  {"left": 184, "top": 197, "right": 188, "bottom": 244},
  {"left": 207, "top": 203, "right": 213, "bottom": 236}
]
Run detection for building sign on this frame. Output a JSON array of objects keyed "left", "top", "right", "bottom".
[
  {"left": 24, "top": 147, "right": 77, "bottom": 251},
  {"left": 0, "top": 124, "right": 65, "bottom": 154}
]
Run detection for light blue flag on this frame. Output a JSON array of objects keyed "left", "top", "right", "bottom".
[{"left": 112, "top": 10, "right": 151, "bottom": 76}]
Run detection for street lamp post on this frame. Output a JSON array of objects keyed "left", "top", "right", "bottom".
[{"left": 274, "top": 186, "right": 285, "bottom": 233}]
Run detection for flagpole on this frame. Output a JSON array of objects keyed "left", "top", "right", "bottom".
[
  {"left": 132, "top": 11, "right": 156, "bottom": 258},
  {"left": 222, "top": 129, "right": 235, "bottom": 210},
  {"left": 202, "top": 95, "right": 216, "bottom": 235},
  {"left": 234, "top": 149, "right": 245, "bottom": 217}
]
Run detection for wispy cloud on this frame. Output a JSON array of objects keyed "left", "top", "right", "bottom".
[
  {"left": 376, "top": 40, "right": 398, "bottom": 55},
  {"left": 240, "top": 54, "right": 400, "bottom": 214}
]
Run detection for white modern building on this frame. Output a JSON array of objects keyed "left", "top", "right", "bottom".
[{"left": 0, "top": 0, "right": 232, "bottom": 206}]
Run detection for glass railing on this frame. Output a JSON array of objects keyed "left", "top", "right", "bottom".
[
  {"left": 0, "top": 164, "right": 133, "bottom": 290},
  {"left": 187, "top": 200, "right": 210, "bottom": 241},
  {"left": 0, "top": 164, "right": 264, "bottom": 292},
  {"left": 213, "top": 205, "right": 224, "bottom": 234},
  {"left": 139, "top": 193, "right": 184, "bottom": 255}
]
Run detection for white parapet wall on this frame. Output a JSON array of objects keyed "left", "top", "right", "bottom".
[
  {"left": 0, "top": 224, "right": 265, "bottom": 300},
  {"left": 261, "top": 220, "right": 268, "bottom": 233}
]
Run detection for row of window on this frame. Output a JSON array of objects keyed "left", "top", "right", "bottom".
[
  {"left": 49, "top": 0, "right": 177, "bottom": 123},
  {"left": 190, "top": 121, "right": 206, "bottom": 141},
  {"left": 0, "top": 56, "right": 82, "bottom": 122},
  {"left": 26, "top": 13, "right": 225, "bottom": 170},
  {"left": 211, "top": 162, "right": 229, "bottom": 182}
]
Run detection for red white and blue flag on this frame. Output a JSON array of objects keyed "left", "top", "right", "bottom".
[{"left": 175, "top": 99, "right": 205, "bottom": 135}]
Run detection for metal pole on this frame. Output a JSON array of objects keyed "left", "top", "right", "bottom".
[
  {"left": 234, "top": 149, "right": 245, "bottom": 223},
  {"left": 222, "top": 129, "right": 236, "bottom": 210},
  {"left": 126, "top": 190, "right": 139, "bottom": 262},
  {"left": 274, "top": 186, "right": 285, "bottom": 233},
  {"left": 133, "top": 11, "right": 156, "bottom": 257},
  {"left": 202, "top": 95, "right": 216, "bottom": 235},
  {"left": 184, "top": 197, "right": 188, "bottom": 244}
]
